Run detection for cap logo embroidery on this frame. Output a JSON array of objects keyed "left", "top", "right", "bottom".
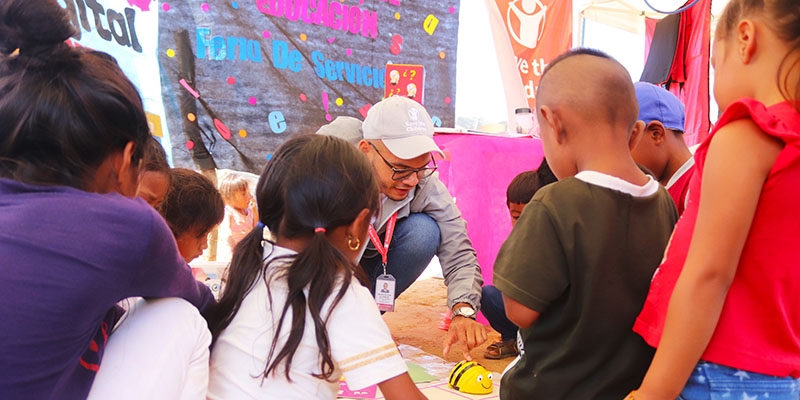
[{"left": 408, "top": 108, "right": 419, "bottom": 121}]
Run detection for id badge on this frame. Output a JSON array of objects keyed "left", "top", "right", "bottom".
[{"left": 375, "top": 274, "right": 396, "bottom": 312}]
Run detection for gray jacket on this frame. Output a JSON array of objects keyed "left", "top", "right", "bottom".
[{"left": 360, "top": 172, "right": 483, "bottom": 310}]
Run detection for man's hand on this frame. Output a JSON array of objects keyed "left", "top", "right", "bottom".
[{"left": 442, "top": 314, "right": 487, "bottom": 358}]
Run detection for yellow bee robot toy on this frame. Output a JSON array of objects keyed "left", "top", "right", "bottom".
[{"left": 448, "top": 360, "right": 493, "bottom": 395}]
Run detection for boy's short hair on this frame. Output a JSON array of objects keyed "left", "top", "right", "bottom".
[
  {"left": 158, "top": 168, "right": 224, "bottom": 238},
  {"left": 538, "top": 48, "right": 639, "bottom": 133},
  {"left": 218, "top": 173, "right": 250, "bottom": 202},
  {"left": 507, "top": 158, "right": 558, "bottom": 205},
  {"left": 507, "top": 171, "right": 540, "bottom": 205}
]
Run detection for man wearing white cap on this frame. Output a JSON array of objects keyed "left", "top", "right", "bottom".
[{"left": 325, "top": 96, "right": 487, "bottom": 357}]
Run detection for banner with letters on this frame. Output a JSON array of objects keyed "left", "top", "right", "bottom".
[
  {"left": 59, "top": 0, "right": 171, "bottom": 149},
  {"left": 157, "top": 0, "right": 460, "bottom": 173},
  {"left": 55, "top": 0, "right": 459, "bottom": 173},
  {"left": 492, "top": 0, "right": 572, "bottom": 111}
]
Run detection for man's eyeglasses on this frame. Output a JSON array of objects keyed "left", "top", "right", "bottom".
[{"left": 368, "top": 142, "right": 438, "bottom": 181}]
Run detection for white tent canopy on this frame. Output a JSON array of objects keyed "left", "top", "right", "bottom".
[
  {"left": 462, "top": 0, "right": 731, "bottom": 132},
  {"left": 577, "top": 0, "right": 731, "bottom": 34}
]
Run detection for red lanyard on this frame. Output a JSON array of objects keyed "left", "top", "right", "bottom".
[{"left": 367, "top": 212, "right": 397, "bottom": 266}]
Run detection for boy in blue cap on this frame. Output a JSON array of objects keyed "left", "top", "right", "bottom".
[{"left": 631, "top": 82, "right": 695, "bottom": 215}]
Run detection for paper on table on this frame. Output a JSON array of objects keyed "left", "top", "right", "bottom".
[{"left": 407, "top": 361, "right": 438, "bottom": 383}]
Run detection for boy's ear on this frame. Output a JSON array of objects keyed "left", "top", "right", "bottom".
[
  {"left": 539, "top": 105, "right": 565, "bottom": 144},
  {"left": 629, "top": 120, "right": 646, "bottom": 151},
  {"left": 647, "top": 121, "right": 667, "bottom": 145}
]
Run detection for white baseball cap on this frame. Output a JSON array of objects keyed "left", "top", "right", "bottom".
[
  {"left": 316, "top": 116, "right": 363, "bottom": 145},
  {"left": 362, "top": 96, "right": 444, "bottom": 160}
]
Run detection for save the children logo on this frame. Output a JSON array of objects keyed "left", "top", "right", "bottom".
[
  {"left": 408, "top": 107, "right": 419, "bottom": 121},
  {"left": 506, "top": 0, "right": 547, "bottom": 49}
]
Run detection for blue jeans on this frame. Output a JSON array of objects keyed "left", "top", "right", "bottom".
[
  {"left": 678, "top": 361, "right": 800, "bottom": 400},
  {"left": 360, "top": 213, "right": 440, "bottom": 299},
  {"left": 480, "top": 285, "right": 517, "bottom": 341}
]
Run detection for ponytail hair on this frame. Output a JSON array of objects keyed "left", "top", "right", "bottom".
[
  {"left": 209, "top": 135, "right": 379, "bottom": 383},
  {"left": 0, "top": 0, "right": 149, "bottom": 189},
  {"left": 208, "top": 135, "right": 317, "bottom": 343}
]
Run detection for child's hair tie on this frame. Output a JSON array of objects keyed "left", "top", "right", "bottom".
[
  {"left": 314, "top": 227, "right": 326, "bottom": 234},
  {"left": 256, "top": 221, "right": 265, "bottom": 229}
]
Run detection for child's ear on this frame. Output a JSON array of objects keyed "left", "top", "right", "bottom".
[
  {"left": 112, "top": 141, "right": 139, "bottom": 197},
  {"left": 348, "top": 208, "right": 373, "bottom": 239},
  {"left": 629, "top": 120, "right": 646, "bottom": 151},
  {"left": 539, "top": 105, "right": 565, "bottom": 144},
  {"left": 737, "top": 19, "right": 757, "bottom": 64},
  {"left": 648, "top": 121, "right": 667, "bottom": 145}
]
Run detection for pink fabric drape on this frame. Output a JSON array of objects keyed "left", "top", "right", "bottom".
[{"left": 433, "top": 134, "right": 544, "bottom": 286}]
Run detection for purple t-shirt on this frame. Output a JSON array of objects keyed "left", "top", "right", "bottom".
[{"left": 0, "top": 178, "right": 215, "bottom": 399}]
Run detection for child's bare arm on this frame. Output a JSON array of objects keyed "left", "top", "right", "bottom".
[
  {"left": 635, "top": 120, "right": 783, "bottom": 400},
  {"left": 502, "top": 293, "right": 540, "bottom": 329}
]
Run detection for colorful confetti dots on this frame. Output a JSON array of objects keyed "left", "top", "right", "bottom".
[
  {"left": 299, "top": 33, "right": 307, "bottom": 41},
  {"left": 263, "top": 30, "right": 271, "bottom": 39},
  {"left": 162, "top": 3, "right": 170, "bottom": 11},
  {"left": 346, "top": 48, "right": 352, "bottom": 56},
  {"left": 187, "top": 113, "right": 196, "bottom": 122},
  {"left": 449, "top": 6, "right": 456, "bottom": 13},
  {"left": 201, "top": 3, "right": 210, "bottom": 12},
  {"left": 166, "top": 49, "right": 175, "bottom": 58},
  {"left": 248, "top": 97, "right": 257, "bottom": 105},
  {"left": 266, "top": 153, "right": 273, "bottom": 161},
  {"left": 186, "top": 141, "right": 195, "bottom": 150},
  {"left": 238, "top": 129, "right": 247, "bottom": 138},
  {"left": 299, "top": 93, "right": 307, "bottom": 102},
  {"left": 335, "top": 98, "right": 343, "bottom": 106},
  {"left": 439, "top": 51, "right": 446, "bottom": 59},
  {"left": 226, "top": 76, "right": 236, "bottom": 85},
  {"left": 390, "top": 35, "right": 403, "bottom": 55},
  {"left": 444, "top": 97, "right": 452, "bottom": 104},
  {"left": 394, "top": 12, "right": 401, "bottom": 20},
  {"left": 231, "top": 1, "right": 239, "bottom": 9}
]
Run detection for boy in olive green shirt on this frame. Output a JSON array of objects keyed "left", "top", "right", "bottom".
[{"left": 493, "top": 49, "right": 677, "bottom": 400}]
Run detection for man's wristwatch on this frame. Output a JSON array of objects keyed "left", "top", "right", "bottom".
[{"left": 452, "top": 306, "right": 476, "bottom": 320}]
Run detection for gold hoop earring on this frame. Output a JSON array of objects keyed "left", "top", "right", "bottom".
[{"left": 347, "top": 237, "right": 361, "bottom": 251}]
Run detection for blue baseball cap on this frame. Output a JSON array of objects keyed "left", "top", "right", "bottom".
[{"left": 634, "top": 82, "right": 685, "bottom": 132}]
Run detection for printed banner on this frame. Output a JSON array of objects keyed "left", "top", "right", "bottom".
[
  {"left": 384, "top": 64, "right": 425, "bottom": 104},
  {"left": 59, "top": 0, "right": 170, "bottom": 149},
  {"left": 493, "top": 0, "right": 572, "bottom": 111},
  {"left": 158, "top": 0, "right": 460, "bottom": 173}
]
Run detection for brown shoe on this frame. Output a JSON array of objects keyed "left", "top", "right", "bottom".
[{"left": 483, "top": 339, "right": 518, "bottom": 360}]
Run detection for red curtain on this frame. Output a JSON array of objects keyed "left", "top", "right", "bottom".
[{"left": 666, "top": 0, "right": 712, "bottom": 145}]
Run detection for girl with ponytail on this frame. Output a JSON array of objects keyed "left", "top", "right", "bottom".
[{"left": 208, "top": 135, "right": 426, "bottom": 399}]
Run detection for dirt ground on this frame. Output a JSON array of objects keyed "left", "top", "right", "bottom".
[{"left": 382, "top": 277, "right": 514, "bottom": 374}]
